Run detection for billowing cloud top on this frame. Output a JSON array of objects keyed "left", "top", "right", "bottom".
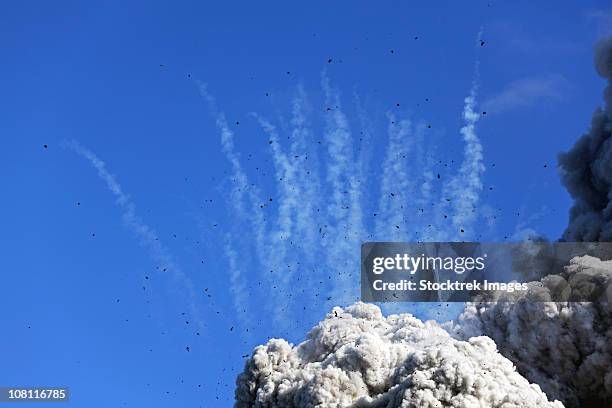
[{"left": 235, "top": 302, "right": 562, "bottom": 407}]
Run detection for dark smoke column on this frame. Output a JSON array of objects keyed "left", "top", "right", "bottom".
[{"left": 559, "top": 36, "right": 612, "bottom": 242}]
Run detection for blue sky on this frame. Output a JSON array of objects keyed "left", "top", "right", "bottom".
[{"left": 2, "top": 1, "right": 612, "bottom": 406}]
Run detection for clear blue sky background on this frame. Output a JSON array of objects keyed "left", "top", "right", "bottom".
[{"left": 2, "top": 1, "right": 611, "bottom": 406}]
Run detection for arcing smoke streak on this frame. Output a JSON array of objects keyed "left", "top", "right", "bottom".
[
  {"left": 427, "top": 28, "right": 484, "bottom": 242},
  {"left": 197, "top": 81, "right": 266, "bottom": 241},
  {"left": 251, "top": 115, "right": 296, "bottom": 289},
  {"left": 196, "top": 82, "right": 278, "bottom": 323},
  {"left": 431, "top": 71, "right": 484, "bottom": 242},
  {"left": 375, "top": 115, "right": 417, "bottom": 241},
  {"left": 223, "top": 234, "right": 251, "bottom": 337},
  {"left": 64, "top": 140, "right": 204, "bottom": 329},
  {"left": 287, "top": 86, "right": 322, "bottom": 260},
  {"left": 453, "top": 77, "right": 485, "bottom": 237},
  {"left": 253, "top": 88, "right": 324, "bottom": 308},
  {"left": 321, "top": 74, "right": 365, "bottom": 305}
]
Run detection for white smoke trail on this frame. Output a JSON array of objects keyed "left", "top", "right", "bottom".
[
  {"left": 417, "top": 142, "right": 437, "bottom": 237},
  {"left": 452, "top": 75, "right": 484, "bottom": 238},
  {"left": 353, "top": 93, "right": 375, "bottom": 195},
  {"left": 64, "top": 140, "right": 204, "bottom": 329},
  {"left": 223, "top": 233, "right": 252, "bottom": 340},
  {"left": 321, "top": 74, "right": 365, "bottom": 305},
  {"left": 376, "top": 115, "right": 416, "bottom": 241},
  {"left": 428, "top": 69, "right": 484, "bottom": 242},
  {"left": 287, "top": 86, "right": 322, "bottom": 259},
  {"left": 196, "top": 81, "right": 281, "bottom": 323},
  {"left": 251, "top": 114, "right": 299, "bottom": 292},
  {"left": 196, "top": 81, "right": 267, "bottom": 243}
]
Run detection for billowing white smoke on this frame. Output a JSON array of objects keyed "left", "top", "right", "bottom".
[
  {"left": 235, "top": 302, "right": 562, "bottom": 407},
  {"left": 449, "top": 255, "right": 612, "bottom": 407}
]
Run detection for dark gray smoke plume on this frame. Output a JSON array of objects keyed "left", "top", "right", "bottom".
[{"left": 559, "top": 36, "right": 612, "bottom": 242}]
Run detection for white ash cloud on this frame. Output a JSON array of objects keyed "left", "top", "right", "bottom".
[
  {"left": 235, "top": 302, "right": 562, "bottom": 408},
  {"left": 449, "top": 255, "right": 612, "bottom": 407}
]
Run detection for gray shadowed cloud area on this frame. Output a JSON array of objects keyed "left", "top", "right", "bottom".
[{"left": 449, "top": 255, "right": 612, "bottom": 408}]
